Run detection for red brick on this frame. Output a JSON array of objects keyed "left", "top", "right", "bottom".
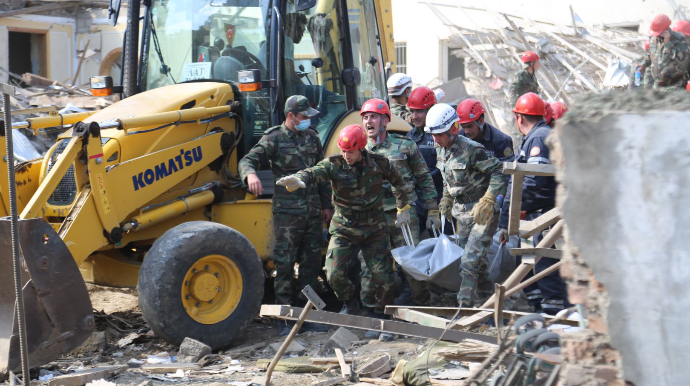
[
  {"left": 567, "top": 284, "right": 588, "bottom": 305},
  {"left": 563, "top": 340, "right": 595, "bottom": 361}
]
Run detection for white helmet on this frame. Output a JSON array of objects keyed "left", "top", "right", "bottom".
[
  {"left": 387, "top": 73, "right": 413, "bottom": 96},
  {"left": 424, "top": 103, "right": 459, "bottom": 134}
]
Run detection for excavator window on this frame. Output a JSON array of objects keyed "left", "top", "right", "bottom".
[{"left": 345, "top": 0, "right": 386, "bottom": 106}]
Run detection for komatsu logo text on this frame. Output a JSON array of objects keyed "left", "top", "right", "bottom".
[{"left": 132, "top": 146, "right": 203, "bottom": 191}]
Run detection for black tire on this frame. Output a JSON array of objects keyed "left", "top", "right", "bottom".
[{"left": 137, "top": 221, "right": 264, "bottom": 349}]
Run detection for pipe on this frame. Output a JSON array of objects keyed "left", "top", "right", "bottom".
[
  {"left": 123, "top": 0, "right": 141, "bottom": 97},
  {"left": 124, "top": 190, "right": 215, "bottom": 232}
]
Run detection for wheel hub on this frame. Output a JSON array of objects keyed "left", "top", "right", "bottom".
[
  {"left": 189, "top": 272, "right": 219, "bottom": 302},
  {"left": 181, "top": 254, "right": 244, "bottom": 324}
]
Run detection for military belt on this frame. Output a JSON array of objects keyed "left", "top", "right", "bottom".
[
  {"left": 454, "top": 189, "right": 484, "bottom": 204},
  {"left": 337, "top": 206, "right": 382, "bottom": 219},
  {"left": 274, "top": 185, "right": 318, "bottom": 195}
]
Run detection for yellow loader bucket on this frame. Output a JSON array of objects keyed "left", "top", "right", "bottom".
[{"left": 0, "top": 218, "right": 94, "bottom": 376}]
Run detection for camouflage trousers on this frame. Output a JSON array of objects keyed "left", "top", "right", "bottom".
[
  {"left": 326, "top": 227, "right": 394, "bottom": 311},
  {"left": 453, "top": 200, "right": 500, "bottom": 307},
  {"left": 360, "top": 209, "right": 430, "bottom": 307},
  {"left": 273, "top": 212, "right": 323, "bottom": 306}
]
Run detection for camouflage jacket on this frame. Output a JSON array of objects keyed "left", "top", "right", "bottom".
[
  {"left": 238, "top": 123, "right": 333, "bottom": 215},
  {"left": 365, "top": 133, "right": 437, "bottom": 212},
  {"left": 646, "top": 31, "right": 690, "bottom": 88},
  {"left": 390, "top": 103, "right": 412, "bottom": 123},
  {"left": 509, "top": 69, "right": 540, "bottom": 106},
  {"left": 294, "top": 150, "right": 412, "bottom": 231},
  {"left": 436, "top": 135, "right": 507, "bottom": 207}
]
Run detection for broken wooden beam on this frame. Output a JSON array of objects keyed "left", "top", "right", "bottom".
[
  {"left": 542, "top": 31, "right": 608, "bottom": 71},
  {"left": 508, "top": 174, "right": 525, "bottom": 235},
  {"left": 385, "top": 306, "right": 578, "bottom": 327},
  {"left": 334, "top": 348, "right": 351, "bottom": 378},
  {"left": 509, "top": 248, "right": 563, "bottom": 259},
  {"left": 519, "top": 207, "right": 561, "bottom": 238},
  {"left": 503, "top": 162, "right": 556, "bottom": 176},
  {"left": 259, "top": 305, "right": 496, "bottom": 344}
]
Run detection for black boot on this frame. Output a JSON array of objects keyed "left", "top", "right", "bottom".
[{"left": 339, "top": 298, "right": 360, "bottom": 315}]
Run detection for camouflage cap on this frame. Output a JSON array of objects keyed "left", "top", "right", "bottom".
[{"left": 285, "top": 95, "right": 319, "bottom": 117}]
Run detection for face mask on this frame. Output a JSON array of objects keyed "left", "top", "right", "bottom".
[{"left": 294, "top": 117, "right": 311, "bottom": 131}]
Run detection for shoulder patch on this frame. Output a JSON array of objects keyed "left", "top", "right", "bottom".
[
  {"left": 530, "top": 146, "right": 541, "bottom": 156},
  {"left": 504, "top": 147, "right": 513, "bottom": 157},
  {"left": 264, "top": 125, "right": 281, "bottom": 135}
]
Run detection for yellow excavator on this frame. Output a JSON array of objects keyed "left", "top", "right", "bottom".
[{"left": 0, "top": 0, "right": 411, "bottom": 376}]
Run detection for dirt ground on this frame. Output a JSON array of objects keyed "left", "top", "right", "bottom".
[{"left": 12, "top": 284, "right": 498, "bottom": 386}]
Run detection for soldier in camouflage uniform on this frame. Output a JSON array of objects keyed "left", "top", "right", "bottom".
[
  {"left": 277, "top": 124, "right": 413, "bottom": 315},
  {"left": 426, "top": 104, "right": 507, "bottom": 308},
  {"left": 644, "top": 14, "right": 690, "bottom": 88},
  {"left": 387, "top": 73, "right": 414, "bottom": 124},
  {"left": 509, "top": 51, "right": 540, "bottom": 106},
  {"left": 239, "top": 96, "right": 333, "bottom": 334},
  {"left": 360, "top": 99, "right": 439, "bottom": 312}
]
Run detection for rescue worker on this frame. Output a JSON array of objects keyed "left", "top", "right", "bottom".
[
  {"left": 239, "top": 95, "right": 333, "bottom": 336},
  {"left": 360, "top": 99, "right": 438, "bottom": 315},
  {"left": 276, "top": 124, "right": 413, "bottom": 316},
  {"left": 543, "top": 102, "right": 555, "bottom": 127},
  {"left": 429, "top": 104, "right": 508, "bottom": 307},
  {"left": 509, "top": 51, "right": 540, "bottom": 106},
  {"left": 406, "top": 86, "right": 443, "bottom": 235},
  {"left": 498, "top": 93, "right": 569, "bottom": 315},
  {"left": 457, "top": 98, "right": 515, "bottom": 163},
  {"left": 387, "top": 73, "right": 414, "bottom": 123},
  {"left": 672, "top": 20, "right": 690, "bottom": 80},
  {"left": 644, "top": 14, "right": 690, "bottom": 88}
]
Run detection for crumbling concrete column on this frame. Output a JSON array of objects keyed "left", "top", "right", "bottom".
[{"left": 551, "top": 90, "right": 690, "bottom": 386}]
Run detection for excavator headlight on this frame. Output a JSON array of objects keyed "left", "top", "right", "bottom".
[
  {"left": 238, "top": 70, "right": 262, "bottom": 92},
  {"left": 90, "top": 75, "right": 113, "bottom": 96}
]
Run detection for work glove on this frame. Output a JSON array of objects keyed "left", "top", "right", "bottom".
[
  {"left": 276, "top": 175, "right": 306, "bottom": 192},
  {"left": 395, "top": 204, "right": 412, "bottom": 228},
  {"left": 439, "top": 196, "right": 453, "bottom": 218},
  {"left": 426, "top": 209, "right": 441, "bottom": 231},
  {"left": 470, "top": 191, "right": 497, "bottom": 226},
  {"left": 498, "top": 228, "right": 509, "bottom": 244}
]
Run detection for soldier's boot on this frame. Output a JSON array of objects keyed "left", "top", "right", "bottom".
[
  {"left": 339, "top": 298, "right": 360, "bottom": 315},
  {"left": 300, "top": 321, "right": 328, "bottom": 333},
  {"left": 276, "top": 320, "right": 294, "bottom": 337},
  {"left": 394, "top": 281, "right": 414, "bottom": 306}
]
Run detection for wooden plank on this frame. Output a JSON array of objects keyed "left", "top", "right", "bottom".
[
  {"left": 259, "top": 305, "right": 496, "bottom": 344},
  {"left": 505, "top": 261, "right": 564, "bottom": 299},
  {"left": 510, "top": 247, "right": 563, "bottom": 259},
  {"left": 503, "top": 161, "right": 556, "bottom": 176},
  {"left": 508, "top": 173, "right": 524, "bottom": 236},
  {"left": 385, "top": 306, "right": 578, "bottom": 327},
  {"left": 494, "top": 284, "right": 505, "bottom": 345},
  {"left": 0, "top": 2, "right": 78, "bottom": 18},
  {"left": 542, "top": 31, "right": 607, "bottom": 71},
  {"left": 47, "top": 365, "right": 127, "bottom": 386},
  {"left": 569, "top": 5, "right": 580, "bottom": 37},
  {"left": 450, "top": 311, "right": 493, "bottom": 329},
  {"left": 519, "top": 207, "right": 561, "bottom": 238},
  {"left": 314, "top": 377, "right": 348, "bottom": 386},
  {"left": 391, "top": 308, "right": 450, "bottom": 329},
  {"left": 72, "top": 39, "right": 90, "bottom": 86},
  {"left": 334, "top": 348, "right": 351, "bottom": 378}
]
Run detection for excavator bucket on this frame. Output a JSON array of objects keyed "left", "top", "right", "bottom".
[{"left": 0, "top": 218, "right": 94, "bottom": 376}]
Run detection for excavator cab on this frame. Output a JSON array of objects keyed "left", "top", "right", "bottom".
[{"left": 1, "top": 0, "right": 397, "bottom": 377}]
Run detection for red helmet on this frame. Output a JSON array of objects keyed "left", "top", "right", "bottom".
[
  {"left": 360, "top": 98, "right": 391, "bottom": 120},
  {"left": 520, "top": 51, "right": 539, "bottom": 63},
  {"left": 649, "top": 14, "right": 671, "bottom": 36},
  {"left": 686, "top": 81, "right": 690, "bottom": 92},
  {"left": 456, "top": 98, "right": 486, "bottom": 124},
  {"left": 544, "top": 102, "right": 554, "bottom": 123},
  {"left": 337, "top": 124, "right": 368, "bottom": 151},
  {"left": 672, "top": 20, "right": 690, "bottom": 36},
  {"left": 407, "top": 87, "right": 437, "bottom": 110},
  {"left": 513, "top": 92, "right": 545, "bottom": 116},
  {"left": 551, "top": 102, "right": 568, "bottom": 120},
  {"left": 644, "top": 38, "right": 650, "bottom": 51}
]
